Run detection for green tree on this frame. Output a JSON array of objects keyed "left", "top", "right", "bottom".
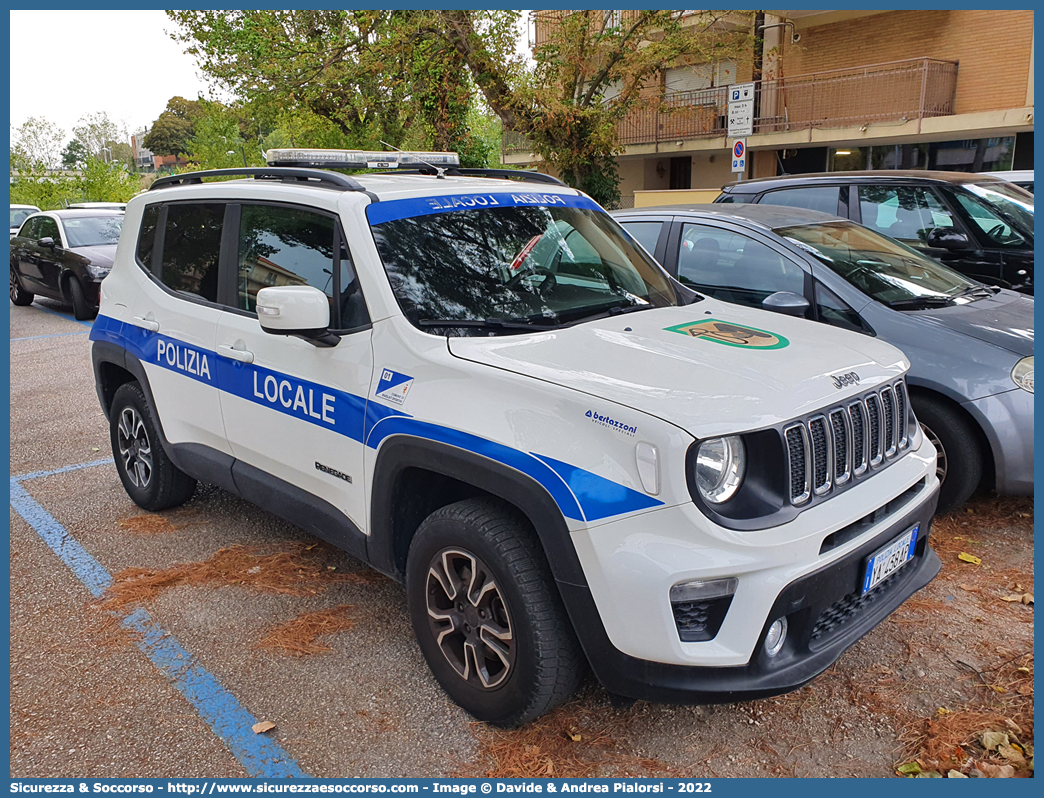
[
  {"left": 75, "top": 156, "right": 140, "bottom": 202},
  {"left": 61, "top": 139, "right": 89, "bottom": 170},
  {"left": 11, "top": 116, "right": 65, "bottom": 171},
  {"left": 440, "top": 10, "right": 753, "bottom": 206},
  {"left": 144, "top": 96, "right": 204, "bottom": 156},
  {"left": 186, "top": 102, "right": 253, "bottom": 169}
]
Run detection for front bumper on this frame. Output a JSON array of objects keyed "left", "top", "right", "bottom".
[
  {"left": 963, "top": 387, "right": 1034, "bottom": 495},
  {"left": 562, "top": 437, "right": 940, "bottom": 704}
]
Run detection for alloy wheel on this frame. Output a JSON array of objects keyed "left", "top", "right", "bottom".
[
  {"left": 425, "top": 548, "right": 515, "bottom": 689},
  {"left": 10, "top": 268, "right": 18, "bottom": 301},
  {"left": 920, "top": 422, "right": 947, "bottom": 485},
  {"left": 118, "top": 406, "right": 153, "bottom": 489}
]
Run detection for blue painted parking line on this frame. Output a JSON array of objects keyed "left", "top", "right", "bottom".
[
  {"left": 10, "top": 461, "right": 309, "bottom": 778},
  {"left": 28, "top": 303, "right": 96, "bottom": 329},
  {"left": 11, "top": 330, "right": 90, "bottom": 342}
]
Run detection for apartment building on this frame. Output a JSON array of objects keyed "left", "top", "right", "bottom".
[{"left": 504, "top": 9, "right": 1034, "bottom": 206}]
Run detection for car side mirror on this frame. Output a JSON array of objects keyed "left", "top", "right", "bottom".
[
  {"left": 37, "top": 237, "right": 55, "bottom": 248},
  {"left": 762, "top": 291, "right": 810, "bottom": 318},
  {"left": 926, "top": 227, "right": 970, "bottom": 250},
  {"left": 256, "top": 285, "right": 340, "bottom": 347}
]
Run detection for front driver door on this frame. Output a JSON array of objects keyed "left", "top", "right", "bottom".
[{"left": 216, "top": 202, "right": 374, "bottom": 535}]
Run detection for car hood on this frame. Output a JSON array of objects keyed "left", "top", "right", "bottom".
[
  {"left": 69, "top": 244, "right": 117, "bottom": 268},
  {"left": 912, "top": 289, "right": 1034, "bottom": 357},
  {"left": 448, "top": 301, "right": 908, "bottom": 438}
]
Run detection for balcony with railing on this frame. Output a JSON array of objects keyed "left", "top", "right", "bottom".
[{"left": 503, "top": 58, "right": 959, "bottom": 155}]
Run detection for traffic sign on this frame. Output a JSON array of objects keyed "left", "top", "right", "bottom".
[
  {"left": 727, "top": 99, "right": 754, "bottom": 137},
  {"left": 732, "top": 139, "right": 746, "bottom": 173},
  {"left": 729, "top": 82, "right": 755, "bottom": 103}
]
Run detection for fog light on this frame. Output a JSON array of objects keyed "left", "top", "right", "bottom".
[{"left": 764, "top": 617, "right": 788, "bottom": 657}]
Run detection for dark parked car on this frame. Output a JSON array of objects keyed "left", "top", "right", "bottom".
[
  {"left": 612, "top": 204, "right": 1033, "bottom": 514},
  {"left": 10, "top": 209, "right": 123, "bottom": 319},
  {"left": 714, "top": 171, "right": 1034, "bottom": 295}
]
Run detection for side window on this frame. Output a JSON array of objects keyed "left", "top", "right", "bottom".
[
  {"left": 759, "top": 186, "right": 840, "bottom": 215},
  {"left": 714, "top": 194, "right": 751, "bottom": 203},
  {"left": 161, "top": 203, "right": 225, "bottom": 303},
  {"left": 37, "top": 217, "right": 60, "bottom": 244},
  {"left": 677, "top": 223, "right": 806, "bottom": 308},
  {"left": 21, "top": 217, "right": 40, "bottom": 240},
  {"left": 137, "top": 205, "right": 160, "bottom": 271},
  {"left": 237, "top": 204, "right": 336, "bottom": 314},
  {"left": 951, "top": 192, "right": 1026, "bottom": 247},
  {"left": 338, "top": 239, "right": 370, "bottom": 330},
  {"left": 816, "top": 283, "right": 868, "bottom": 335},
  {"left": 620, "top": 221, "right": 663, "bottom": 257},
  {"left": 858, "top": 186, "right": 956, "bottom": 243}
]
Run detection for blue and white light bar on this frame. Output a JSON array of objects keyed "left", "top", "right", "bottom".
[{"left": 265, "top": 148, "right": 460, "bottom": 170}]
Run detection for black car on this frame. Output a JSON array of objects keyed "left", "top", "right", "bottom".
[
  {"left": 715, "top": 171, "right": 1035, "bottom": 294},
  {"left": 10, "top": 210, "right": 123, "bottom": 319}
]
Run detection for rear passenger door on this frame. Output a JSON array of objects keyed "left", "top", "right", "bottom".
[
  {"left": 665, "top": 219, "right": 811, "bottom": 312},
  {"left": 215, "top": 203, "right": 374, "bottom": 533},
  {"left": 132, "top": 202, "right": 231, "bottom": 456}
]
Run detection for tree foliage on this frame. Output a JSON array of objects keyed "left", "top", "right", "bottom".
[
  {"left": 143, "top": 96, "right": 204, "bottom": 156},
  {"left": 10, "top": 157, "right": 140, "bottom": 210},
  {"left": 71, "top": 112, "right": 128, "bottom": 162},
  {"left": 166, "top": 10, "right": 504, "bottom": 166},
  {"left": 61, "top": 139, "right": 89, "bottom": 170},
  {"left": 11, "top": 116, "right": 65, "bottom": 171},
  {"left": 440, "top": 10, "right": 754, "bottom": 206}
]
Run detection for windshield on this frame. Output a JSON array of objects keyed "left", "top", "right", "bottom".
[
  {"left": 963, "top": 182, "right": 1034, "bottom": 234},
  {"left": 368, "top": 194, "right": 678, "bottom": 333},
  {"left": 776, "top": 220, "right": 980, "bottom": 307},
  {"left": 10, "top": 209, "right": 34, "bottom": 228},
  {"left": 62, "top": 215, "right": 123, "bottom": 248}
]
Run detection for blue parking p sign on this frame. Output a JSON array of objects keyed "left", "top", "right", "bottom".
[{"left": 732, "top": 139, "right": 746, "bottom": 173}]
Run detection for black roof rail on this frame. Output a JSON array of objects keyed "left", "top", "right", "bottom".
[
  {"left": 149, "top": 167, "right": 369, "bottom": 193},
  {"left": 398, "top": 167, "right": 568, "bottom": 187}
]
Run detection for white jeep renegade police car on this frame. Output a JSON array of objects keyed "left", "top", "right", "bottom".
[{"left": 91, "top": 150, "right": 941, "bottom": 726}]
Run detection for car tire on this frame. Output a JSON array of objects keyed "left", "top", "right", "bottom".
[
  {"left": 913, "top": 394, "right": 982, "bottom": 515},
  {"left": 109, "top": 382, "right": 197, "bottom": 511},
  {"left": 10, "top": 266, "right": 33, "bottom": 306},
  {"left": 406, "top": 498, "right": 584, "bottom": 726},
  {"left": 68, "top": 276, "right": 95, "bottom": 320}
]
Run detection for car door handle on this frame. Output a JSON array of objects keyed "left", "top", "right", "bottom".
[
  {"left": 218, "top": 344, "right": 254, "bottom": 363},
  {"left": 133, "top": 316, "right": 160, "bottom": 331}
]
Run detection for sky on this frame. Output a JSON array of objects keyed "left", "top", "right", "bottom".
[
  {"left": 9, "top": 10, "right": 215, "bottom": 142},
  {"left": 9, "top": 9, "right": 533, "bottom": 148}
]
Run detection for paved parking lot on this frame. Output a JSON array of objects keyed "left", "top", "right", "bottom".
[{"left": 9, "top": 300, "right": 1034, "bottom": 779}]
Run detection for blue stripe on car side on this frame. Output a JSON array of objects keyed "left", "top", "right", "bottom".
[
  {"left": 532, "top": 454, "right": 665, "bottom": 521},
  {"left": 365, "top": 192, "right": 600, "bottom": 226},
  {"left": 91, "top": 317, "right": 658, "bottom": 524}
]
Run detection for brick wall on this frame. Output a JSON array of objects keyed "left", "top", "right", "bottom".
[{"left": 782, "top": 10, "right": 1033, "bottom": 115}]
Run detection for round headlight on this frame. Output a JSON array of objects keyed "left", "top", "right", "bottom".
[
  {"left": 1012, "top": 356, "right": 1033, "bottom": 393},
  {"left": 695, "top": 435, "right": 746, "bottom": 504}
]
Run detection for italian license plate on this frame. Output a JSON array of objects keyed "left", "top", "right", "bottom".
[{"left": 862, "top": 524, "right": 919, "bottom": 595}]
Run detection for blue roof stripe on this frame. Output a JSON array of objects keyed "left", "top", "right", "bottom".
[{"left": 366, "top": 192, "right": 601, "bottom": 226}]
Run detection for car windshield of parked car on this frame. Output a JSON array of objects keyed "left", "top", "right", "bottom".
[
  {"left": 964, "top": 182, "right": 1034, "bottom": 234},
  {"left": 776, "top": 220, "right": 979, "bottom": 307},
  {"left": 369, "top": 200, "right": 678, "bottom": 332},
  {"left": 10, "top": 209, "right": 34, "bottom": 228},
  {"left": 62, "top": 216, "right": 123, "bottom": 248}
]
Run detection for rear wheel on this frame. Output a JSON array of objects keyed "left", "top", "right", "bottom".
[
  {"left": 10, "top": 266, "right": 33, "bottom": 306},
  {"left": 914, "top": 394, "right": 982, "bottom": 515},
  {"left": 109, "top": 383, "right": 197, "bottom": 511},
  {"left": 68, "top": 276, "right": 94, "bottom": 320},
  {"left": 406, "top": 498, "right": 584, "bottom": 726}
]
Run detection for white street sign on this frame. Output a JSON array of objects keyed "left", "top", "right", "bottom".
[
  {"left": 727, "top": 99, "right": 754, "bottom": 137},
  {"left": 729, "top": 82, "right": 755, "bottom": 103},
  {"left": 732, "top": 139, "right": 746, "bottom": 173}
]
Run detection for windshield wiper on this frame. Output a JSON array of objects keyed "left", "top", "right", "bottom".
[
  {"left": 418, "top": 318, "right": 561, "bottom": 332},
  {"left": 886, "top": 296, "right": 954, "bottom": 310},
  {"left": 554, "top": 300, "right": 657, "bottom": 325},
  {"left": 952, "top": 285, "right": 997, "bottom": 300}
]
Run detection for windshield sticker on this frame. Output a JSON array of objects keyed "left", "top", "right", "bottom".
[
  {"left": 664, "top": 319, "right": 790, "bottom": 350},
  {"left": 366, "top": 192, "right": 601, "bottom": 226},
  {"left": 375, "top": 369, "right": 414, "bottom": 406}
]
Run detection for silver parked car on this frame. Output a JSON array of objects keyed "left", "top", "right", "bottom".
[{"left": 612, "top": 204, "right": 1033, "bottom": 514}]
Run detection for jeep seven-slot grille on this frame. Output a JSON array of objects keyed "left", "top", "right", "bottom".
[{"left": 786, "top": 381, "right": 912, "bottom": 506}]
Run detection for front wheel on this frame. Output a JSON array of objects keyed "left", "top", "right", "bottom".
[
  {"left": 68, "top": 276, "right": 94, "bottom": 320},
  {"left": 109, "top": 383, "right": 197, "bottom": 511},
  {"left": 914, "top": 395, "right": 982, "bottom": 515},
  {"left": 406, "top": 498, "right": 584, "bottom": 726}
]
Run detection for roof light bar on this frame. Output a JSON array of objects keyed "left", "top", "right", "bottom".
[{"left": 265, "top": 149, "right": 460, "bottom": 170}]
